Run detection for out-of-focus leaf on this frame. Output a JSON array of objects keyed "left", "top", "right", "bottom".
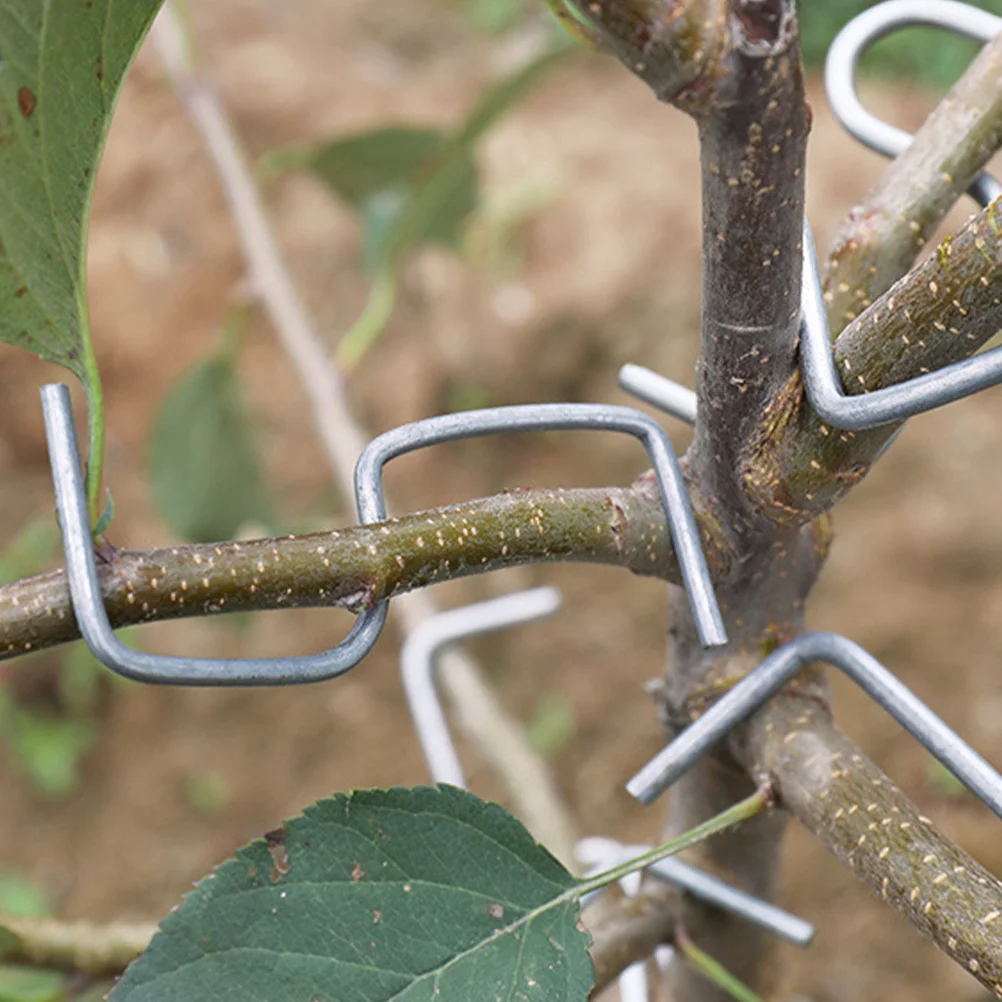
[
  {"left": 527, "top": 694, "right": 575, "bottom": 759},
  {"left": 6, "top": 710, "right": 96, "bottom": 798},
  {"left": 149, "top": 354, "right": 275, "bottom": 543},
  {"left": 926, "top": 758, "right": 971, "bottom": 800},
  {"left": 261, "top": 126, "right": 476, "bottom": 272},
  {"left": 0, "top": 966, "right": 66, "bottom": 1002},
  {"left": 262, "top": 47, "right": 565, "bottom": 278},
  {"left": 465, "top": 0, "right": 528, "bottom": 34},
  {"left": 386, "top": 48, "right": 565, "bottom": 264},
  {"left": 0, "top": 519, "right": 59, "bottom": 587},
  {"left": 0, "top": 873, "right": 51, "bottom": 920}
]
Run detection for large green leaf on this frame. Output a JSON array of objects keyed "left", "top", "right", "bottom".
[
  {"left": 110, "top": 786, "right": 595, "bottom": 1002},
  {"left": 0, "top": 0, "right": 163, "bottom": 378},
  {"left": 149, "top": 351, "right": 275, "bottom": 543}
]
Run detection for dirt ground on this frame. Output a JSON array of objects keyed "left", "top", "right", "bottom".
[{"left": 1, "top": 2, "right": 1001, "bottom": 1000}]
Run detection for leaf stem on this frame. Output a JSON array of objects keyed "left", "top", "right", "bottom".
[
  {"left": 573, "top": 788, "right": 769, "bottom": 899},
  {"left": 675, "top": 927, "right": 765, "bottom": 1002},
  {"left": 80, "top": 338, "right": 106, "bottom": 530},
  {"left": 336, "top": 268, "right": 398, "bottom": 371}
]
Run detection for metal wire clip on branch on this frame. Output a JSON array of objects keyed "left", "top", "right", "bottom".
[
  {"left": 43, "top": 387, "right": 727, "bottom": 684},
  {"left": 627, "top": 631, "right": 1002, "bottom": 821},
  {"left": 401, "top": 595, "right": 815, "bottom": 953},
  {"left": 801, "top": 2, "right": 1002, "bottom": 432}
]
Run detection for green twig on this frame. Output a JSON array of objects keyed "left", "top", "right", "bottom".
[
  {"left": 80, "top": 340, "right": 105, "bottom": 530},
  {"left": 336, "top": 268, "right": 398, "bottom": 370},
  {"left": 574, "top": 788, "right": 770, "bottom": 899},
  {"left": 675, "top": 927, "right": 765, "bottom": 1002}
]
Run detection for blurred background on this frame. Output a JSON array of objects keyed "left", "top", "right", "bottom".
[{"left": 2, "top": 1, "right": 1002, "bottom": 998}]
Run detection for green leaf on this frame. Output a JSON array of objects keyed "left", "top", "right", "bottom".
[
  {"left": 0, "top": 966, "right": 66, "bottom": 1002},
  {"left": 110, "top": 785, "right": 595, "bottom": 1002},
  {"left": 0, "top": 0, "right": 165, "bottom": 517},
  {"left": 149, "top": 353, "right": 275, "bottom": 543},
  {"left": 0, "top": 0, "right": 162, "bottom": 375},
  {"left": 384, "top": 48, "right": 565, "bottom": 266},
  {"left": 527, "top": 695, "right": 575, "bottom": 759},
  {"left": 263, "top": 127, "right": 446, "bottom": 206}
]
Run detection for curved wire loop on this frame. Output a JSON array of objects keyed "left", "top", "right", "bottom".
[
  {"left": 356, "top": 403, "right": 726, "bottom": 649},
  {"left": 42, "top": 383, "right": 389, "bottom": 686},
  {"left": 627, "top": 631, "right": 1002, "bottom": 822},
  {"left": 799, "top": 221, "right": 1002, "bottom": 430},
  {"left": 401, "top": 594, "right": 814, "bottom": 961},
  {"left": 826, "top": 0, "right": 1002, "bottom": 208}
]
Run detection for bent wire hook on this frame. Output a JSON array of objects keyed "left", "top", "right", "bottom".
[
  {"left": 627, "top": 631, "right": 1002, "bottom": 821},
  {"left": 805, "top": 3, "right": 1002, "bottom": 431},
  {"left": 42, "top": 383, "right": 389, "bottom": 686},
  {"left": 356, "top": 403, "right": 726, "bottom": 649},
  {"left": 401, "top": 587, "right": 562, "bottom": 788},
  {"left": 826, "top": 0, "right": 1002, "bottom": 208},
  {"left": 799, "top": 219, "right": 1002, "bottom": 430}
]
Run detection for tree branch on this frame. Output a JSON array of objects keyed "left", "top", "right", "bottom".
[
  {"left": 735, "top": 696, "right": 1002, "bottom": 998},
  {"left": 584, "top": 881, "right": 680, "bottom": 995},
  {"left": 745, "top": 195, "right": 1002, "bottom": 520},
  {"left": 825, "top": 33, "right": 1002, "bottom": 334},
  {"left": 0, "top": 916, "right": 157, "bottom": 977},
  {"left": 693, "top": 0, "right": 808, "bottom": 536},
  {"left": 0, "top": 480, "right": 708, "bottom": 663}
]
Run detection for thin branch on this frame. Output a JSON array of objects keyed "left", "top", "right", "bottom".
[
  {"left": 149, "top": 3, "right": 577, "bottom": 860},
  {"left": 825, "top": 33, "right": 1002, "bottom": 334},
  {"left": 584, "top": 881, "right": 680, "bottom": 996},
  {"left": 745, "top": 195, "right": 1002, "bottom": 520},
  {"left": 0, "top": 481, "right": 694, "bottom": 661},
  {"left": 0, "top": 916, "right": 157, "bottom": 977},
  {"left": 734, "top": 696, "right": 1002, "bottom": 997}
]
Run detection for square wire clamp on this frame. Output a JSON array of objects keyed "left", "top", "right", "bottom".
[
  {"left": 42, "top": 383, "right": 388, "bottom": 685},
  {"left": 799, "top": 222, "right": 1002, "bottom": 431},
  {"left": 627, "top": 631, "right": 1002, "bottom": 821},
  {"left": 355, "top": 403, "right": 727, "bottom": 649},
  {"left": 826, "top": 0, "right": 1002, "bottom": 209}
]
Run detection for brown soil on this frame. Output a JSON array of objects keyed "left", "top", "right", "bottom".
[{"left": 1, "top": 3, "right": 1000, "bottom": 1000}]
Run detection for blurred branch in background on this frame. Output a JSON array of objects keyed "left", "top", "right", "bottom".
[{"left": 149, "top": 1, "right": 579, "bottom": 863}]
